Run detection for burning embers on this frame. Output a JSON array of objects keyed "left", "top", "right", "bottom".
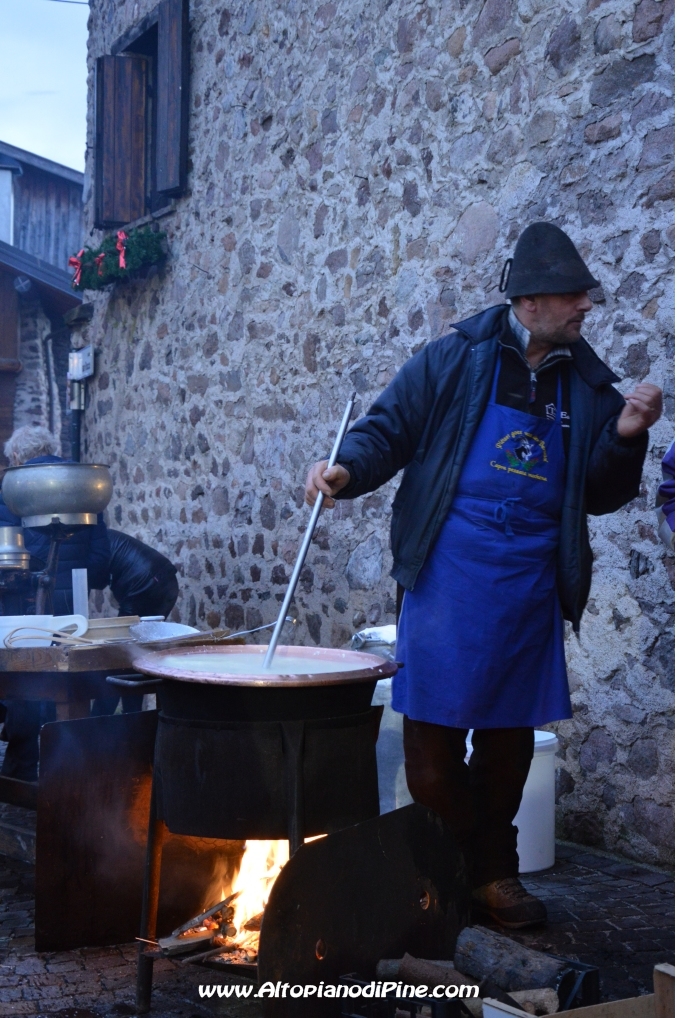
[{"left": 157, "top": 839, "right": 290, "bottom": 967}]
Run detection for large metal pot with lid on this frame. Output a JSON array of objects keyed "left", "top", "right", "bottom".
[{"left": 116, "top": 644, "right": 397, "bottom": 845}]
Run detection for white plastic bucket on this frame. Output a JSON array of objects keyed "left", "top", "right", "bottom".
[
  {"left": 466, "top": 729, "right": 558, "bottom": 873},
  {"left": 515, "top": 730, "right": 558, "bottom": 872}
]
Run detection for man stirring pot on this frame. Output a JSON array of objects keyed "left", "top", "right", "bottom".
[{"left": 305, "top": 223, "right": 662, "bottom": 929}]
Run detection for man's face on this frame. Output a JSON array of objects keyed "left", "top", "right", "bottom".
[{"left": 515, "top": 291, "right": 593, "bottom": 345}]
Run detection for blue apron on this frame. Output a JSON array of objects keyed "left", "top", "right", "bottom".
[{"left": 393, "top": 358, "right": 572, "bottom": 729}]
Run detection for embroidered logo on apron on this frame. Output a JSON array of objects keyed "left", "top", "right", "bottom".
[{"left": 491, "top": 430, "right": 549, "bottom": 482}]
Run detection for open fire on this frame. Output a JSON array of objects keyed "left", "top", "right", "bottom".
[
  {"left": 159, "top": 838, "right": 322, "bottom": 967},
  {"left": 222, "top": 839, "right": 290, "bottom": 961}
]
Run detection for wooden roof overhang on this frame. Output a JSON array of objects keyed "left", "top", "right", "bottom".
[{"left": 0, "top": 239, "right": 81, "bottom": 318}]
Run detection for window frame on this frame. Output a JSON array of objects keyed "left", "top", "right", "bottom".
[{"left": 94, "top": 0, "right": 189, "bottom": 230}]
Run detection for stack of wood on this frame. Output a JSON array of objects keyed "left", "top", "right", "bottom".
[
  {"left": 158, "top": 897, "right": 265, "bottom": 969},
  {"left": 377, "top": 926, "right": 571, "bottom": 1017},
  {"left": 157, "top": 893, "right": 242, "bottom": 963},
  {"left": 380, "top": 930, "right": 675, "bottom": 1018}
]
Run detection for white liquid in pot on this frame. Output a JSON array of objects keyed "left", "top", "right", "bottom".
[{"left": 162, "top": 652, "right": 366, "bottom": 676}]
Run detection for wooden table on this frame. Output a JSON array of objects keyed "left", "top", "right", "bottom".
[{"left": 0, "top": 642, "right": 137, "bottom": 808}]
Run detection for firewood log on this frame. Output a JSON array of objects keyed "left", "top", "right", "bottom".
[
  {"left": 510, "top": 988, "right": 560, "bottom": 1014},
  {"left": 243, "top": 912, "right": 264, "bottom": 932},
  {"left": 454, "top": 927, "right": 566, "bottom": 991},
  {"left": 399, "top": 953, "right": 479, "bottom": 990}
]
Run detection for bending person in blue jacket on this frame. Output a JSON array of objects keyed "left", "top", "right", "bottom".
[
  {"left": 0, "top": 425, "right": 110, "bottom": 781},
  {"left": 305, "top": 223, "right": 662, "bottom": 929}
]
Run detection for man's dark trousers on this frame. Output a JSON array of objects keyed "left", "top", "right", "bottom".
[{"left": 403, "top": 718, "right": 534, "bottom": 887}]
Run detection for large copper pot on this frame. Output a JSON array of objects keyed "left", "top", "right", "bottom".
[
  {"left": 131, "top": 643, "right": 397, "bottom": 720},
  {"left": 133, "top": 643, "right": 396, "bottom": 687},
  {"left": 128, "top": 644, "right": 398, "bottom": 839}
]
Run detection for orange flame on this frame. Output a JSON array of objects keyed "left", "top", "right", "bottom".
[
  {"left": 218, "top": 836, "right": 326, "bottom": 955},
  {"left": 228, "top": 840, "right": 289, "bottom": 949}
]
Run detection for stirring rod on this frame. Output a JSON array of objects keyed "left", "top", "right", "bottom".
[{"left": 263, "top": 393, "right": 356, "bottom": 670}]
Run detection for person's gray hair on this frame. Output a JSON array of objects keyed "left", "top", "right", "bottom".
[{"left": 4, "top": 425, "right": 61, "bottom": 466}]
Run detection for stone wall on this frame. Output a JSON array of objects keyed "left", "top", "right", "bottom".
[
  {"left": 13, "top": 295, "right": 60, "bottom": 442},
  {"left": 84, "top": 0, "right": 674, "bottom": 863}
]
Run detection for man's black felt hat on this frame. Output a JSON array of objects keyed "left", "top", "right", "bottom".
[{"left": 500, "top": 222, "right": 600, "bottom": 298}]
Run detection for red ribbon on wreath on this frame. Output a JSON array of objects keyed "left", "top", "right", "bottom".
[
  {"left": 116, "top": 230, "right": 128, "bottom": 270},
  {"left": 68, "top": 249, "right": 84, "bottom": 287},
  {"left": 94, "top": 253, "right": 106, "bottom": 277}
]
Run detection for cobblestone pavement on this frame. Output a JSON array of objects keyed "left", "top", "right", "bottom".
[
  {"left": 0, "top": 842, "right": 672, "bottom": 1017},
  {"left": 492, "top": 843, "right": 674, "bottom": 1002}
]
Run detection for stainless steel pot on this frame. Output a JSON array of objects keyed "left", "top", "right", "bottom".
[
  {"left": 1, "top": 463, "right": 113, "bottom": 526},
  {"left": 0, "top": 527, "right": 30, "bottom": 571}
]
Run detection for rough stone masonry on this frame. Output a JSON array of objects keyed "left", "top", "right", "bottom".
[{"left": 82, "top": 0, "right": 674, "bottom": 864}]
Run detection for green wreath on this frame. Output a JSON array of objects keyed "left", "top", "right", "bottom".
[{"left": 69, "top": 227, "right": 167, "bottom": 291}]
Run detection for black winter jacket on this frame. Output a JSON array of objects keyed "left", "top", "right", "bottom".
[
  {"left": 108, "top": 529, "right": 178, "bottom": 615},
  {"left": 336, "top": 305, "right": 648, "bottom": 630}
]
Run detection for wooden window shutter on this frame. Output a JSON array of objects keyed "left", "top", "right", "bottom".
[
  {"left": 156, "top": 0, "right": 190, "bottom": 194},
  {"left": 95, "top": 54, "right": 147, "bottom": 227}
]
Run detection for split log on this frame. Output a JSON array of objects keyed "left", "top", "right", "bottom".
[
  {"left": 243, "top": 912, "right": 264, "bottom": 932},
  {"left": 171, "top": 891, "right": 240, "bottom": 938},
  {"left": 180, "top": 945, "right": 228, "bottom": 966},
  {"left": 510, "top": 988, "right": 561, "bottom": 1015},
  {"left": 374, "top": 956, "right": 470, "bottom": 981},
  {"left": 377, "top": 955, "right": 521, "bottom": 1007},
  {"left": 454, "top": 927, "right": 566, "bottom": 991},
  {"left": 399, "top": 953, "right": 479, "bottom": 991},
  {"left": 158, "top": 929, "right": 215, "bottom": 956}
]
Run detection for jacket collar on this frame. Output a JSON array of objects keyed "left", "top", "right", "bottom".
[
  {"left": 569, "top": 336, "right": 620, "bottom": 387},
  {"left": 453, "top": 303, "right": 619, "bottom": 389},
  {"left": 452, "top": 304, "right": 507, "bottom": 344}
]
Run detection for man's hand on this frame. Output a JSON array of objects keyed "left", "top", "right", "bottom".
[
  {"left": 304, "top": 460, "right": 351, "bottom": 508},
  {"left": 617, "top": 383, "right": 663, "bottom": 439}
]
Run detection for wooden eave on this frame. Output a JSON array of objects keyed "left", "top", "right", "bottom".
[
  {"left": 0, "top": 140, "right": 84, "bottom": 187},
  {"left": 0, "top": 240, "right": 81, "bottom": 317}
]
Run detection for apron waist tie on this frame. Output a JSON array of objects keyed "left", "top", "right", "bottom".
[{"left": 494, "top": 498, "right": 521, "bottom": 536}]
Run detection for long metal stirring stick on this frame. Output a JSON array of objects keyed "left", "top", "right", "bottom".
[{"left": 263, "top": 393, "right": 356, "bottom": 670}]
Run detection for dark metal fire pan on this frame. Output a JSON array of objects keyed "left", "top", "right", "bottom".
[{"left": 154, "top": 707, "right": 383, "bottom": 839}]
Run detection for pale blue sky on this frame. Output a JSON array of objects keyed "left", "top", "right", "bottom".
[{"left": 0, "top": 0, "right": 89, "bottom": 171}]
